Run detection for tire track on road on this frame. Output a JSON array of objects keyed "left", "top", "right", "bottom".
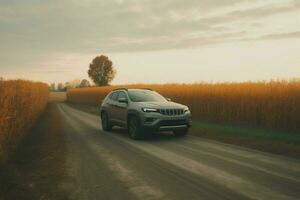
[{"left": 58, "top": 103, "right": 300, "bottom": 200}]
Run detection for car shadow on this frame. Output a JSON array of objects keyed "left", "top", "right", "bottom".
[{"left": 109, "top": 127, "right": 184, "bottom": 143}]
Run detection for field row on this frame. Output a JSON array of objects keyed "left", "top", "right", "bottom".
[
  {"left": 67, "top": 81, "right": 300, "bottom": 133},
  {"left": 0, "top": 80, "right": 49, "bottom": 162}
]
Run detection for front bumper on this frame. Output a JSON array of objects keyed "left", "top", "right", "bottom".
[{"left": 140, "top": 112, "right": 192, "bottom": 131}]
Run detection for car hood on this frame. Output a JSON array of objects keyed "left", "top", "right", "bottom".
[{"left": 135, "top": 101, "right": 187, "bottom": 109}]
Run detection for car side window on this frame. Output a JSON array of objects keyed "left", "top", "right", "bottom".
[
  {"left": 109, "top": 92, "right": 119, "bottom": 101},
  {"left": 117, "top": 91, "right": 127, "bottom": 100}
]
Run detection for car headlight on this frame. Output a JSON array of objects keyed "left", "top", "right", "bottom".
[
  {"left": 184, "top": 107, "right": 190, "bottom": 113},
  {"left": 142, "top": 108, "right": 158, "bottom": 112}
]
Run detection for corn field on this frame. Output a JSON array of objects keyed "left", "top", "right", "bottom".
[
  {"left": 0, "top": 80, "right": 49, "bottom": 162},
  {"left": 67, "top": 80, "right": 300, "bottom": 133}
]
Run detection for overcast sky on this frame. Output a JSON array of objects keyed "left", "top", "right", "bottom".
[{"left": 1, "top": 0, "right": 300, "bottom": 84}]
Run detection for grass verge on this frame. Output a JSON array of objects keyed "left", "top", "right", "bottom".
[
  {"left": 190, "top": 122, "right": 300, "bottom": 158},
  {"left": 67, "top": 102, "right": 300, "bottom": 159}
]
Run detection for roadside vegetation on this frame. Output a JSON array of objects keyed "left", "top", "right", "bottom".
[
  {"left": 49, "top": 92, "right": 67, "bottom": 102},
  {"left": 66, "top": 80, "right": 300, "bottom": 157},
  {"left": 0, "top": 103, "right": 68, "bottom": 199},
  {"left": 0, "top": 80, "right": 49, "bottom": 163},
  {"left": 67, "top": 80, "right": 300, "bottom": 133}
]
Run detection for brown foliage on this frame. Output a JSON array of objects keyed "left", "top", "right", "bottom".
[
  {"left": 88, "top": 55, "right": 116, "bottom": 86},
  {"left": 49, "top": 92, "right": 67, "bottom": 102},
  {"left": 0, "top": 80, "right": 49, "bottom": 162},
  {"left": 67, "top": 81, "right": 300, "bottom": 133}
]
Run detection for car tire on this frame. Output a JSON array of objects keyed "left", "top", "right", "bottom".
[
  {"left": 128, "top": 116, "right": 144, "bottom": 140},
  {"left": 101, "top": 112, "right": 112, "bottom": 131},
  {"left": 173, "top": 129, "right": 188, "bottom": 137}
]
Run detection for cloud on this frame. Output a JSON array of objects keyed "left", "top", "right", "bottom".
[
  {"left": 257, "top": 31, "right": 300, "bottom": 40},
  {"left": 31, "top": 69, "right": 72, "bottom": 74},
  {"left": 0, "top": 0, "right": 299, "bottom": 56},
  {"left": 216, "top": 0, "right": 298, "bottom": 21},
  {"left": 1, "top": 0, "right": 299, "bottom": 83}
]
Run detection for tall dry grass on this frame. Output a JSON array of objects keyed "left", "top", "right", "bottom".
[
  {"left": 67, "top": 80, "right": 300, "bottom": 133},
  {"left": 0, "top": 80, "right": 49, "bottom": 162}
]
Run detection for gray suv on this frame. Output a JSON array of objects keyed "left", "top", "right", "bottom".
[{"left": 100, "top": 88, "right": 192, "bottom": 139}]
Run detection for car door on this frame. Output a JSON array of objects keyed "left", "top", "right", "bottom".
[
  {"left": 107, "top": 91, "right": 119, "bottom": 121},
  {"left": 114, "top": 91, "right": 128, "bottom": 125}
]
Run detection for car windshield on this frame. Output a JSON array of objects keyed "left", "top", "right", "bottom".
[{"left": 128, "top": 90, "right": 167, "bottom": 102}]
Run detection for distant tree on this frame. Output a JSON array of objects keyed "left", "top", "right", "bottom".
[
  {"left": 0, "top": 77, "right": 4, "bottom": 81},
  {"left": 88, "top": 55, "right": 116, "bottom": 86},
  {"left": 64, "top": 82, "right": 71, "bottom": 90},
  {"left": 50, "top": 83, "right": 56, "bottom": 91},
  {"left": 79, "top": 79, "right": 91, "bottom": 88},
  {"left": 69, "top": 79, "right": 81, "bottom": 88},
  {"left": 64, "top": 79, "right": 81, "bottom": 90},
  {"left": 57, "top": 83, "right": 64, "bottom": 91}
]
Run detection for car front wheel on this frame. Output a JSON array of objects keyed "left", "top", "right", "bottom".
[{"left": 128, "top": 116, "right": 144, "bottom": 140}]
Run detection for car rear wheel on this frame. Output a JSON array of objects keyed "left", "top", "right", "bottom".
[
  {"left": 173, "top": 129, "right": 188, "bottom": 137},
  {"left": 128, "top": 116, "right": 144, "bottom": 140},
  {"left": 101, "top": 112, "right": 112, "bottom": 131}
]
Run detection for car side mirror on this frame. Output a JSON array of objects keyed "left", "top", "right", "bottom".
[
  {"left": 166, "top": 97, "right": 171, "bottom": 101},
  {"left": 118, "top": 97, "right": 128, "bottom": 103}
]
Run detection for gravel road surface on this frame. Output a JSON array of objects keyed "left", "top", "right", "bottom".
[{"left": 57, "top": 103, "right": 300, "bottom": 200}]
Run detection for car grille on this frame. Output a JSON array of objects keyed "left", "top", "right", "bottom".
[
  {"left": 158, "top": 108, "right": 184, "bottom": 115},
  {"left": 160, "top": 119, "right": 188, "bottom": 126}
]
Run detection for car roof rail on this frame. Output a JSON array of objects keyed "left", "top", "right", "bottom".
[
  {"left": 113, "top": 88, "right": 128, "bottom": 91},
  {"left": 140, "top": 88, "right": 153, "bottom": 91}
]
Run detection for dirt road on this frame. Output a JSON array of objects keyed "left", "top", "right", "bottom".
[{"left": 54, "top": 103, "right": 300, "bottom": 200}]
